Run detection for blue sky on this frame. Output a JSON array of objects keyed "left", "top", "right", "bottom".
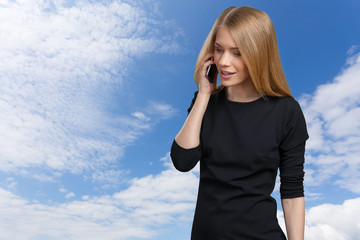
[{"left": 0, "top": 0, "right": 359, "bottom": 239}]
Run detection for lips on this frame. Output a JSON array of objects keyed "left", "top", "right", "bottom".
[{"left": 220, "top": 70, "right": 235, "bottom": 78}]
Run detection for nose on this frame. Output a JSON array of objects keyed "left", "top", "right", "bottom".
[{"left": 219, "top": 51, "right": 231, "bottom": 67}]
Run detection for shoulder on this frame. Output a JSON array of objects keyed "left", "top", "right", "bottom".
[
  {"left": 271, "top": 96, "right": 308, "bottom": 141},
  {"left": 266, "top": 96, "right": 307, "bottom": 131},
  {"left": 268, "top": 96, "right": 299, "bottom": 106},
  {"left": 275, "top": 97, "right": 309, "bottom": 148},
  {"left": 267, "top": 96, "right": 303, "bottom": 114}
]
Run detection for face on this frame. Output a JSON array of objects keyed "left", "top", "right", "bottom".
[{"left": 213, "top": 26, "right": 251, "bottom": 87}]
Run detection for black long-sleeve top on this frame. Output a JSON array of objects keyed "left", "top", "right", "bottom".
[{"left": 170, "top": 88, "right": 308, "bottom": 240}]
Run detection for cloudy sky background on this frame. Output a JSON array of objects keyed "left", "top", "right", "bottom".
[{"left": 0, "top": 0, "right": 359, "bottom": 239}]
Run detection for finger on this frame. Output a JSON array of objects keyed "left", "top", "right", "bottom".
[
  {"left": 203, "top": 59, "right": 216, "bottom": 73},
  {"left": 204, "top": 52, "right": 214, "bottom": 61}
]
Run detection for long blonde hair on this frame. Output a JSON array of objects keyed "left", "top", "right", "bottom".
[{"left": 194, "top": 6, "right": 293, "bottom": 98}]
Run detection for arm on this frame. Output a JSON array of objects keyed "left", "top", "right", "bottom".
[
  {"left": 281, "top": 197, "right": 305, "bottom": 240},
  {"left": 174, "top": 53, "right": 216, "bottom": 149},
  {"left": 170, "top": 54, "right": 216, "bottom": 172},
  {"left": 170, "top": 92, "right": 210, "bottom": 172},
  {"left": 174, "top": 91, "right": 210, "bottom": 148},
  {"left": 279, "top": 100, "right": 308, "bottom": 240}
]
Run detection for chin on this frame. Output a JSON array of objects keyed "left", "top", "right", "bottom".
[
  {"left": 220, "top": 78, "right": 250, "bottom": 88},
  {"left": 220, "top": 80, "right": 238, "bottom": 87},
  {"left": 219, "top": 79, "right": 231, "bottom": 86}
]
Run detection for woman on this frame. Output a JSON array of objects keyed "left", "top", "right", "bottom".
[{"left": 170, "top": 6, "right": 308, "bottom": 240}]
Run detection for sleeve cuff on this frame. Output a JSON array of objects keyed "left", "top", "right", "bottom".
[{"left": 170, "top": 139, "right": 201, "bottom": 172}]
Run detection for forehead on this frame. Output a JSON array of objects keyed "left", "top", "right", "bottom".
[{"left": 215, "top": 26, "right": 238, "bottom": 48}]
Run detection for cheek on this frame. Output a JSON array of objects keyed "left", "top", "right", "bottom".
[{"left": 237, "top": 59, "right": 248, "bottom": 71}]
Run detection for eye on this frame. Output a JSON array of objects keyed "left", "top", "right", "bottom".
[
  {"left": 215, "top": 48, "right": 223, "bottom": 53},
  {"left": 233, "top": 52, "right": 241, "bottom": 56}
]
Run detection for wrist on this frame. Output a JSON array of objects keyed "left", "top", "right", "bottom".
[
  {"left": 192, "top": 91, "right": 211, "bottom": 113},
  {"left": 197, "top": 91, "right": 211, "bottom": 99}
]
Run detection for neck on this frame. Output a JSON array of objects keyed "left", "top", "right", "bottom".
[{"left": 224, "top": 83, "right": 261, "bottom": 103}]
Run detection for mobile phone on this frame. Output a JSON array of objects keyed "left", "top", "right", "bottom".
[{"left": 206, "top": 64, "right": 217, "bottom": 83}]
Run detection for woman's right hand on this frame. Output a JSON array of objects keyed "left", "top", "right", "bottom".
[
  {"left": 175, "top": 54, "right": 215, "bottom": 150},
  {"left": 197, "top": 53, "right": 217, "bottom": 95}
]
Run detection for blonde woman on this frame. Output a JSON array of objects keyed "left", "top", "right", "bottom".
[{"left": 171, "top": 6, "right": 308, "bottom": 240}]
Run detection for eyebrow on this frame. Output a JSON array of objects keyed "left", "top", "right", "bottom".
[{"left": 215, "top": 42, "right": 239, "bottom": 50}]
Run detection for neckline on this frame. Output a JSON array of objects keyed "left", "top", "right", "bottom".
[{"left": 220, "top": 87, "right": 264, "bottom": 104}]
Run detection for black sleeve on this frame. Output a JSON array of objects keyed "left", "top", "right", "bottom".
[
  {"left": 170, "top": 91, "right": 202, "bottom": 172},
  {"left": 279, "top": 100, "right": 309, "bottom": 199},
  {"left": 187, "top": 91, "right": 199, "bottom": 115}
]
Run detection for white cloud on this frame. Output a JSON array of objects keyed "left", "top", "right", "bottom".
[
  {"left": 132, "top": 111, "right": 151, "bottom": 121},
  {"left": 65, "top": 192, "right": 75, "bottom": 199},
  {"left": 146, "top": 101, "right": 178, "bottom": 120},
  {"left": 90, "top": 169, "right": 129, "bottom": 187},
  {"left": 276, "top": 198, "right": 360, "bottom": 240},
  {"left": 59, "top": 187, "right": 76, "bottom": 199},
  {"left": 347, "top": 45, "right": 359, "bottom": 56},
  {"left": 301, "top": 50, "right": 360, "bottom": 193},
  {"left": 305, "top": 198, "right": 360, "bottom": 240},
  {"left": 0, "top": 0, "right": 180, "bottom": 181},
  {"left": 82, "top": 195, "right": 90, "bottom": 201},
  {"left": 0, "top": 153, "right": 199, "bottom": 240}
]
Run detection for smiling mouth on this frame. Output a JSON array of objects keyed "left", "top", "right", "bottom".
[{"left": 221, "top": 71, "right": 235, "bottom": 76}]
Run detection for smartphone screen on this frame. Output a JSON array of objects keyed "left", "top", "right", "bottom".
[{"left": 206, "top": 64, "right": 217, "bottom": 83}]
